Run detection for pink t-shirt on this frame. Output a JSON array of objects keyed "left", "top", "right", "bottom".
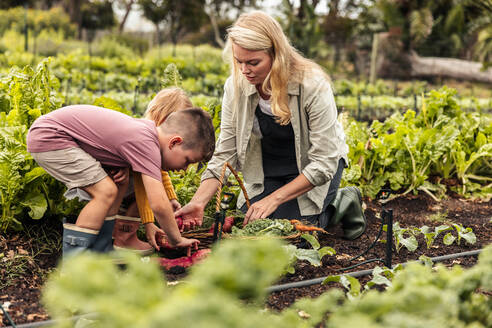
[{"left": 27, "top": 105, "right": 162, "bottom": 181}]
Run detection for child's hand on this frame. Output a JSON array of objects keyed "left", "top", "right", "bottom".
[
  {"left": 173, "top": 237, "right": 200, "bottom": 257},
  {"left": 170, "top": 199, "right": 181, "bottom": 212},
  {"left": 175, "top": 202, "right": 204, "bottom": 228},
  {"left": 144, "top": 222, "right": 165, "bottom": 250},
  {"left": 109, "top": 167, "right": 129, "bottom": 185}
]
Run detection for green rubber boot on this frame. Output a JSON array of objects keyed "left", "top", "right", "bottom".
[
  {"left": 62, "top": 222, "right": 99, "bottom": 257},
  {"left": 327, "top": 186, "right": 367, "bottom": 240}
]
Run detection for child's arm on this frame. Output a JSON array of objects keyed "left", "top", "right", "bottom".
[
  {"left": 133, "top": 172, "right": 155, "bottom": 224},
  {"left": 140, "top": 173, "right": 199, "bottom": 249},
  {"left": 134, "top": 171, "right": 179, "bottom": 224},
  {"left": 161, "top": 170, "right": 177, "bottom": 201}
]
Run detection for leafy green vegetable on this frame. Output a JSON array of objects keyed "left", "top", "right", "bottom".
[{"left": 231, "top": 219, "right": 294, "bottom": 237}]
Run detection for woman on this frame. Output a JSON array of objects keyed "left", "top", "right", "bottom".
[{"left": 176, "top": 11, "right": 365, "bottom": 239}]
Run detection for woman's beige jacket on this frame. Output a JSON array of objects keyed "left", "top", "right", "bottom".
[{"left": 202, "top": 72, "right": 349, "bottom": 216}]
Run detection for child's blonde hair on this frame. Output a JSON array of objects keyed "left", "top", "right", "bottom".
[{"left": 144, "top": 87, "right": 193, "bottom": 126}]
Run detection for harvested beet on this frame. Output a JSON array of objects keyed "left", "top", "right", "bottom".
[
  {"left": 175, "top": 216, "right": 183, "bottom": 230},
  {"left": 191, "top": 248, "right": 211, "bottom": 263},
  {"left": 208, "top": 216, "right": 235, "bottom": 233},
  {"left": 158, "top": 248, "right": 211, "bottom": 270},
  {"left": 159, "top": 256, "right": 193, "bottom": 270}
]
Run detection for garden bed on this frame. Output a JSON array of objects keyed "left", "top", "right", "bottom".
[{"left": 1, "top": 193, "right": 491, "bottom": 326}]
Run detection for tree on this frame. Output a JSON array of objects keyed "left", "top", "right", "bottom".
[
  {"left": 468, "top": 0, "right": 492, "bottom": 67},
  {"left": 359, "top": 0, "right": 492, "bottom": 82},
  {"left": 81, "top": 0, "right": 116, "bottom": 39},
  {"left": 322, "top": 0, "right": 371, "bottom": 65},
  {"left": 162, "top": 0, "right": 207, "bottom": 55},
  {"left": 139, "top": 0, "right": 207, "bottom": 53},
  {"left": 203, "top": 0, "right": 259, "bottom": 48},
  {"left": 138, "top": 0, "right": 171, "bottom": 45},
  {"left": 115, "top": 0, "right": 135, "bottom": 33},
  {"left": 280, "top": 0, "right": 324, "bottom": 58}
]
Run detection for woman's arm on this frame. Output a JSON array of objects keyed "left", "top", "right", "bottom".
[
  {"left": 301, "top": 74, "right": 344, "bottom": 186},
  {"left": 174, "top": 178, "right": 220, "bottom": 227}
]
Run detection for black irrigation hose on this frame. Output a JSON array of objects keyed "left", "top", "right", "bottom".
[
  {"left": 336, "top": 258, "right": 387, "bottom": 271},
  {"left": 266, "top": 248, "right": 483, "bottom": 293},
  {"left": 1, "top": 303, "right": 17, "bottom": 328},
  {"left": 2, "top": 313, "right": 97, "bottom": 328},
  {"left": 335, "top": 211, "right": 386, "bottom": 268}
]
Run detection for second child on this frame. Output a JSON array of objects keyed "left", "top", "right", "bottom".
[{"left": 27, "top": 105, "right": 215, "bottom": 257}]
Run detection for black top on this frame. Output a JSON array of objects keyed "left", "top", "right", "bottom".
[{"left": 255, "top": 105, "right": 299, "bottom": 178}]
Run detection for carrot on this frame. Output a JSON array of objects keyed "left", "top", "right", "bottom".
[{"left": 290, "top": 219, "right": 328, "bottom": 233}]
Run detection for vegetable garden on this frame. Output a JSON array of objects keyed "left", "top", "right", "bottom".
[{"left": 1, "top": 45, "right": 491, "bottom": 327}]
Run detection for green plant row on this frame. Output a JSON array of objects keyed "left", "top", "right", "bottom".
[
  {"left": 337, "top": 94, "right": 492, "bottom": 121},
  {"left": 42, "top": 239, "right": 492, "bottom": 327},
  {"left": 0, "top": 61, "right": 222, "bottom": 232},
  {"left": 0, "top": 61, "right": 490, "bottom": 232},
  {"left": 0, "top": 59, "right": 83, "bottom": 232},
  {"left": 389, "top": 222, "right": 477, "bottom": 253},
  {"left": 342, "top": 86, "right": 492, "bottom": 200}
]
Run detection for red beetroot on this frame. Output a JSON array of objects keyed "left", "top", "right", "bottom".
[
  {"left": 175, "top": 216, "right": 183, "bottom": 230},
  {"left": 208, "top": 216, "right": 235, "bottom": 233},
  {"left": 191, "top": 248, "right": 211, "bottom": 263},
  {"left": 159, "top": 256, "right": 193, "bottom": 270},
  {"left": 159, "top": 248, "right": 211, "bottom": 270}
]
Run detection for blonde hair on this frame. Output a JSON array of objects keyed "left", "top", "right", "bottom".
[
  {"left": 145, "top": 87, "right": 193, "bottom": 126},
  {"left": 224, "top": 11, "right": 329, "bottom": 125}
]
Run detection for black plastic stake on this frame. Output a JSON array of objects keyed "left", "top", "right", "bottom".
[
  {"left": 384, "top": 208, "right": 393, "bottom": 268},
  {"left": 212, "top": 210, "right": 225, "bottom": 243}
]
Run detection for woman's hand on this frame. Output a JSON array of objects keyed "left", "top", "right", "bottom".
[
  {"left": 174, "top": 202, "right": 204, "bottom": 230},
  {"left": 144, "top": 222, "right": 166, "bottom": 250},
  {"left": 243, "top": 174, "right": 315, "bottom": 226},
  {"left": 243, "top": 195, "right": 280, "bottom": 226}
]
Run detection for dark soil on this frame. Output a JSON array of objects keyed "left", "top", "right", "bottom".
[{"left": 1, "top": 193, "right": 491, "bottom": 326}]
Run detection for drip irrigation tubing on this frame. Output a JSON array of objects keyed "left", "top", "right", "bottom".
[
  {"left": 2, "top": 313, "right": 97, "bottom": 328},
  {"left": 266, "top": 248, "right": 483, "bottom": 293}
]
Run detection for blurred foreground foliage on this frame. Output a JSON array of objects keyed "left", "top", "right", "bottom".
[{"left": 43, "top": 240, "right": 492, "bottom": 328}]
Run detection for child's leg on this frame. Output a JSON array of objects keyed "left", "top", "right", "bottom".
[
  {"left": 89, "top": 175, "right": 130, "bottom": 252},
  {"left": 31, "top": 148, "right": 126, "bottom": 255},
  {"left": 80, "top": 171, "right": 130, "bottom": 223},
  {"left": 78, "top": 176, "right": 119, "bottom": 230}
]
